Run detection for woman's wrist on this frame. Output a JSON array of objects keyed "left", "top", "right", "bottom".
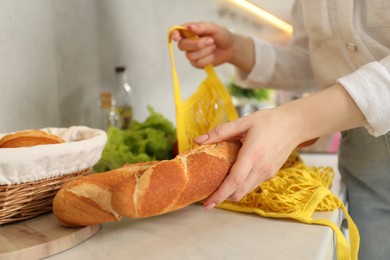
[
  {"left": 271, "top": 103, "right": 308, "bottom": 149},
  {"left": 230, "top": 34, "right": 255, "bottom": 74}
]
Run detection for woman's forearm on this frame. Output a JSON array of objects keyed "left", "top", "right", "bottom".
[{"left": 277, "top": 84, "right": 367, "bottom": 144}]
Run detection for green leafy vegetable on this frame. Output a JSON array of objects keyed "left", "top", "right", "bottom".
[
  {"left": 93, "top": 106, "right": 176, "bottom": 173},
  {"left": 227, "top": 81, "right": 271, "bottom": 101}
]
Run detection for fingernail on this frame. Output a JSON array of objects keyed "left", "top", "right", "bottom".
[
  {"left": 205, "top": 37, "right": 214, "bottom": 45},
  {"left": 195, "top": 134, "right": 209, "bottom": 143},
  {"left": 188, "top": 24, "right": 198, "bottom": 30},
  {"left": 204, "top": 203, "right": 216, "bottom": 210}
]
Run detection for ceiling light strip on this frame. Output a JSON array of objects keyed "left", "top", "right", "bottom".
[{"left": 227, "top": 0, "right": 293, "bottom": 35}]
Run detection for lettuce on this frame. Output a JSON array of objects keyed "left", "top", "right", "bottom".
[{"left": 93, "top": 106, "right": 176, "bottom": 173}]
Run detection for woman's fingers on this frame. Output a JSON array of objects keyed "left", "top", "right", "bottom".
[
  {"left": 227, "top": 156, "right": 275, "bottom": 201},
  {"left": 185, "top": 43, "right": 216, "bottom": 63},
  {"left": 171, "top": 22, "right": 235, "bottom": 67},
  {"left": 171, "top": 22, "right": 217, "bottom": 50},
  {"left": 178, "top": 36, "right": 214, "bottom": 52},
  {"left": 203, "top": 148, "right": 253, "bottom": 209},
  {"left": 203, "top": 142, "right": 280, "bottom": 209},
  {"left": 203, "top": 138, "right": 260, "bottom": 207},
  {"left": 170, "top": 29, "right": 182, "bottom": 42},
  {"left": 172, "top": 24, "right": 217, "bottom": 67},
  {"left": 186, "top": 22, "right": 220, "bottom": 38},
  {"left": 195, "top": 117, "right": 248, "bottom": 145}
]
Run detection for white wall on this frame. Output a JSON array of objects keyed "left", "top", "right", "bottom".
[
  {"left": 52, "top": 0, "right": 101, "bottom": 129},
  {"left": 0, "top": 0, "right": 60, "bottom": 132},
  {"left": 0, "top": 0, "right": 292, "bottom": 133}
]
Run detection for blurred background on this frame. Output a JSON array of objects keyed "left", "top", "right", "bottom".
[{"left": 0, "top": 0, "right": 339, "bottom": 153}]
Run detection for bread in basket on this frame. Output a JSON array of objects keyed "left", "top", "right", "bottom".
[{"left": 0, "top": 126, "right": 107, "bottom": 225}]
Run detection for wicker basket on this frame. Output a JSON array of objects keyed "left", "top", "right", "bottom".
[
  {"left": 0, "top": 168, "right": 91, "bottom": 225},
  {"left": 0, "top": 126, "right": 107, "bottom": 225}
]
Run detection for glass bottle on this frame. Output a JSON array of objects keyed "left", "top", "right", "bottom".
[{"left": 113, "top": 66, "right": 134, "bottom": 130}]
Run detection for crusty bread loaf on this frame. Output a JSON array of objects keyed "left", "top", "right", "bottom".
[
  {"left": 0, "top": 129, "right": 64, "bottom": 148},
  {"left": 52, "top": 141, "right": 241, "bottom": 226}
]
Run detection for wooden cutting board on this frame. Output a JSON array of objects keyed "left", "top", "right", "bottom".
[{"left": 0, "top": 213, "right": 100, "bottom": 260}]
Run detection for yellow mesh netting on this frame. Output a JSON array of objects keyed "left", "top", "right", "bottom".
[
  {"left": 229, "top": 153, "right": 339, "bottom": 213},
  {"left": 168, "top": 26, "right": 359, "bottom": 260},
  {"left": 168, "top": 26, "right": 238, "bottom": 153},
  {"left": 218, "top": 151, "right": 360, "bottom": 260}
]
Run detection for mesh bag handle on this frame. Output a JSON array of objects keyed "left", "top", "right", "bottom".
[{"left": 168, "top": 26, "right": 238, "bottom": 152}]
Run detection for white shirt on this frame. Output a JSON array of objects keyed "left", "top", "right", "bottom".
[{"left": 236, "top": 0, "right": 390, "bottom": 137}]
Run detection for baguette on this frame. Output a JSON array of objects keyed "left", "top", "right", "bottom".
[{"left": 52, "top": 141, "right": 241, "bottom": 226}]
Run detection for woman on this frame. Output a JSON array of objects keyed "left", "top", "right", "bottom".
[{"left": 171, "top": 1, "right": 390, "bottom": 259}]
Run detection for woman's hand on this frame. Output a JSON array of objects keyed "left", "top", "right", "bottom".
[
  {"left": 196, "top": 107, "right": 302, "bottom": 210},
  {"left": 170, "top": 22, "right": 255, "bottom": 73}
]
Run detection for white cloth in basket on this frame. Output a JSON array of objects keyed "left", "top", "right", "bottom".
[{"left": 0, "top": 126, "right": 107, "bottom": 185}]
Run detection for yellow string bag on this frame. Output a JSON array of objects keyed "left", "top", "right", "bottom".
[
  {"left": 168, "top": 26, "right": 238, "bottom": 153},
  {"left": 217, "top": 151, "right": 360, "bottom": 260},
  {"left": 167, "top": 26, "right": 359, "bottom": 260}
]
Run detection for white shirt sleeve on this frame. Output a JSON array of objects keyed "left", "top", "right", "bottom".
[
  {"left": 234, "top": 38, "right": 276, "bottom": 89},
  {"left": 234, "top": 0, "right": 317, "bottom": 93},
  {"left": 337, "top": 55, "right": 390, "bottom": 137}
]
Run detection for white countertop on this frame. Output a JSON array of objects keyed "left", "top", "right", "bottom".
[{"left": 47, "top": 153, "right": 345, "bottom": 260}]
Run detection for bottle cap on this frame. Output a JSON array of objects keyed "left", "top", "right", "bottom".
[{"left": 115, "top": 66, "right": 126, "bottom": 73}]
